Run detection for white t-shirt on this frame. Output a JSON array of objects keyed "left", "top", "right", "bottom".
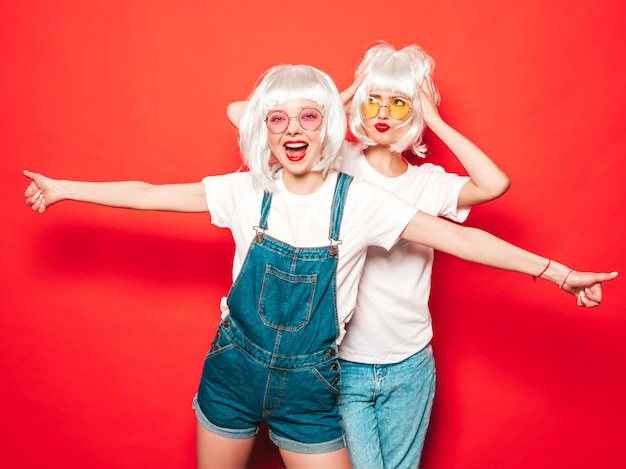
[
  {"left": 202, "top": 170, "right": 418, "bottom": 344},
  {"left": 338, "top": 144, "right": 470, "bottom": 364}
]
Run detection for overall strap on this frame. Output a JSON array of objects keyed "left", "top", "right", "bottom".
[
  {"left": 328, "top": 173, "right": 354, "bottom": 254},
  {"left": 255, "top": 174, "right": 353, "bottom": 251},
  {"left": 253, "top": 191, "right": 272, "bottom": 242},
  {"left": 258, "top": 192, "right": 273, "bottom": 231}
]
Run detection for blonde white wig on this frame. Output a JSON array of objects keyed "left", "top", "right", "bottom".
[
  {"left": 238, "top": 64, "right": 346, "bottom": 192},
  {"left": 349, "top": 42, "right": 436, "bottom": 157}
]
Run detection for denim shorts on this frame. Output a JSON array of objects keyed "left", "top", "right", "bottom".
[{"left": 193, "top": 325, "right": 346, "bottom": 454}]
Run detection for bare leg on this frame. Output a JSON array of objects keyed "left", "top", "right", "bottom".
[
  {"left": 196, "top": 420, "right": 256, "bottom": 469},
  {"left": 279, "top": 446, "right": 352, "bottom": 469}
]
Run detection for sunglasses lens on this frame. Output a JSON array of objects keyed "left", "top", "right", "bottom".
[
  {"left": 266, "top": 110, "right": 289, "bottom": 133},
  {"left": 363, "top": 96, "right": 411, "bottom": 119},
  {"left": 298, "top": 108, "right": 323, "bottom": 131},
  {"left": 363, "top": 97, "right": 380, "bottom": 119},
  {"left": 266, "top": 109, "right": 322, "bottom": 133},
  {"left": 388, "top": 98, "right": 410, "bottom": 119}
]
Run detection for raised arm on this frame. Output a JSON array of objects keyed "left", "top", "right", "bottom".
[
  {"left": 339, "top": 76, "right": 363, "bottom": 114},
  {"left": 226, "top": 101, "right": 247, "bottom": 129},
  {"left": 400, "top": 211, "right": 618, "bottom": 307},
  {"left": 419, "top": 75, "right": 511, "bottom": 207},
  {"left": 23, "top": 170, "right": 208, "bottom": 214}
]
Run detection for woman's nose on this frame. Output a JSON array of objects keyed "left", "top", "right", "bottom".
[{"left": 286, "top": 116, "right": 301, "bottom": 133}]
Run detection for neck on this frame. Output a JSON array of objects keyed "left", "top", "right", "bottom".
[
  {"left": 363, "top": 146, "right": 408, "bottom": 177},
  {"left": 281, "top": 170, "right": 326, "bottom": 195}
]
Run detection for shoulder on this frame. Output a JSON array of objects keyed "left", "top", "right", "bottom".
[
  {"left": 347, "top": 177, "right": 408, "bottom": 208},
  {"left": 202, "top": 171, "right": 261, "bottom": 208},
  {"left": 202, "top": 171, "right": 253, "bottom": 186},
  {"left": 407, "top": 162, "right": 446, "bottom": 176},
  {"left": 338, "top": 142, "right": 364, "bottom": 174},
  {"left": 407, "top": 162, "right": 468, "bottom": 187}
]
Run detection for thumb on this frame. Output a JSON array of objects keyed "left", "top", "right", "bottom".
[
  {"left": 602, "top": 271, "right": 619, "bottom": 281},
  {"left": 591, "top": 271, "right": 619, "bottom": 283}
]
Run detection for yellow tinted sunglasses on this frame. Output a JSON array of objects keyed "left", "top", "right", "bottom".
[{"left": 363, "top": 96, "right": 412, "bottom": 120}]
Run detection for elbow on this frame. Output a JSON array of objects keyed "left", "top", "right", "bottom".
[
  {"left": 491, "top": 175, "right": 511, "bottom": 199},
  {"left": 460, "top": 175, "right": 511, "bottom": 207},
  {"left": 226, "top": 104, "right": 238, "bottom": 127},
  {"left": 226, "top": 101, "right": 245, "bottom": 129},
  {"left": 481, "top": 174, "right": 511, "bottom": 201}
]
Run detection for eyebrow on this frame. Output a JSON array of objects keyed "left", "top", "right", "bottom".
[
  {"left": 269, "top": 107, "right": 321, "bottom": 114},
  {"left": 368, "top": 93, "right": 410, "bottom": 100}
]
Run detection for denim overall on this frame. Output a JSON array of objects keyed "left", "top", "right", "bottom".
[{"left": 195, "top": 173, "right": 353, "bottom": 453}]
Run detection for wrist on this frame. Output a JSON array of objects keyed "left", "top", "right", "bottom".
[
  {"left": 540, "top": 260, "right": 572, "bottom": 287},
  {"left": 56, "top": 179, "right": 76, "bottom": 202},
  {"left": 423, "top": 113, "right": 445, "bottom": 130}
]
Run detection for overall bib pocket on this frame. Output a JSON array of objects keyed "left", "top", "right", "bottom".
[{"left": 258, "top": 264, "right": 317, "bottom": 331}]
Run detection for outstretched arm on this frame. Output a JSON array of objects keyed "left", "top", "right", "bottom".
[
  {"left": 419, "top": 75, "right": 510, "bottom": 207},
  {"left": 401, "top": 211, "right": 618, "bottom": 307},
  {"left": 23, "top": 170, "right": 208, "bottom": 214}
]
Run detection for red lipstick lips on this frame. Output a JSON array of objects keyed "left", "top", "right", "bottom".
[
  {"left": 375, "top": 123, "right": 390, "bottom": 132},
  {"left": 284, "top": 141, "right": 308, "bottom": 161}
]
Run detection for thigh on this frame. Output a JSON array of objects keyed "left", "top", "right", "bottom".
[
  {"left": 196, "top": 420, "right": 256, "bottom": 469},
  {"left": 337, "top": 360, "right": 384, "bottom": 469},
  {"left": 377, "top": 346, "right": 436, "bottom": 469}
]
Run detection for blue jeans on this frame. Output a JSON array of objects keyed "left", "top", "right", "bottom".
[{"left": 338, "top": 345, "right": 436, "bottom": 469}]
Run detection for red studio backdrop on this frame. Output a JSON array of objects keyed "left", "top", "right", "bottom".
[{"left": 2, "top": 1, "right": 625, "bottom": 468}]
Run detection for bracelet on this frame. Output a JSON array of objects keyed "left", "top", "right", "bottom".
[
  {"left": 559, "top": 269, "right": 575, "bottom": 289},
  {"left": 532, "top": 259, "right": 551, "bottom": 283}
]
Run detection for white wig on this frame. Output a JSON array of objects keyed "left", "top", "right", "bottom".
[
  {"left": 349, "top": 42, "right": 436, "bottom": 157},
  {"left": 238, "top": 64, "right": 346, "bottom": 192}
]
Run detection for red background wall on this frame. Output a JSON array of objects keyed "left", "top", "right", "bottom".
[{"left": 2, "top": 1, "right": 625, "bottom": 468}]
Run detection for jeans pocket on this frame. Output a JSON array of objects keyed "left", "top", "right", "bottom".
[
  {"left": 310, "top": 360, "right": 342, "bottom": 394},
  {"left": 204, "top": 323, "right": 236, "bottom": 359}
]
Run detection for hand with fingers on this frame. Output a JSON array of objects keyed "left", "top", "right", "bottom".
[
  {"left": 339, "top": 75, "right": 364, "bottom": 114},
  {"left": 418, "top": 74, "right": 442, "bottom": 125},
  {"left": 560, "top": 270, "right": 618, "bottom": 307},
  {"left": 23, "top": 170, "right": 60, "bottom": 214}
]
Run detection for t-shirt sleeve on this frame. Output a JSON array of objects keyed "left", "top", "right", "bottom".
[
  {"left": 201, "top": 172, "right": 254, "bottom": 229},
  {"left": 418, "top": 163, "right": 470, "bottom": 223},
  {"left": 350, "top": 179, "right": 419, "bottom": 250}
]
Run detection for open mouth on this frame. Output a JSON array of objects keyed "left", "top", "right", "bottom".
[{"left": 284, "top": 142, "right": 308, "bottom": 161}]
